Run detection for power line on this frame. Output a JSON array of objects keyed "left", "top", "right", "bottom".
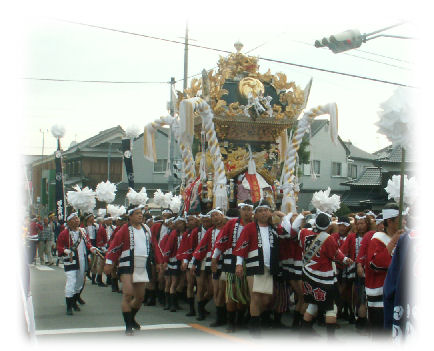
[
  {"left": 353, "top": 48, "right": 413, "bottom": 64},
  {"left": 24, "top": 77, "right": 169, "bottom": 84},
  {"left": 46, "top": 19, "right": 416, "bottom": 88}
]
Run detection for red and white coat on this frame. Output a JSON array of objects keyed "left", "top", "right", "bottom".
[
  {"left": 57, "top": 227, "right": 93, "bottom": 272},
  {"left": 106, "top": 223, "right": 156, "bottom": 276},
  {"left": 176, "top": 227, "right": 199, "bottom": 263},
  {"left": 297, "top": 228, "right": 347, "bottom": 286},
  {"left": 365, "top": 232, "right": 392, "bottom": 308}
]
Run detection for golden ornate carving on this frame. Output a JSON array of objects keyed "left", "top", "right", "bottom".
[
  {"left": 238, "top": 77, "right": 265, "bottom": 99},
  {"left": 271, "top": 73, "right": 294, "bottom": 93}
]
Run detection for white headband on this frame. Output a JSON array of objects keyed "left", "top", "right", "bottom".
[
  {"left": 375, "top": 218, "right": 384, "bottom": 225},
  {"left": 84, "top": 213, "right": 94, "bottom": 220},
  {"left": 238, "top": 203, "right": 254, "bottom": 209},
  {"left": 199, "top": 214, "right": 210, "bottom": 218},
  {"left": 382, "top": 209, "right": 400, "bottom": 220},
  {"left": 128, "top": 204, "right": 144, "bottom": 215},
  {"left": 365, "top": 211, "right": 376, "bottom": 217},
  {"left": 174, "top": 217, "right": 187, "bottom": 223},
  {"left": 355, "top": 215, "right": 366, "bottom": 220},
  {"left": 253, "top": 205, "right": 271, "bottom": 213},
  {"left": 67, "top": 212, "right": 78, "bottom": 221},
  {"left": 208, "top": 208, "right": 223, "bottom": 216},
  {"left": 337, "top": 222, "right": 350, "bottom": 227},
  {"left": 162, "top": 209, "right": 173, "bottom": 215}
]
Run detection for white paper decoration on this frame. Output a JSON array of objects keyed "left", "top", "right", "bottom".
[
  {"left": 95, "top": 180, "right": 117, "bottom": 204},
  {"left": 311, "top": 187, "right": 341, "bottom": 214}
]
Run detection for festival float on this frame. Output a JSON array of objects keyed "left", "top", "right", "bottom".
[{"left": 143, "top": 42, "right": 338, "bottom": 214}]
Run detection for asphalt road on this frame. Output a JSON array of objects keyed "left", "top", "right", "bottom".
[{"left": 29, "top": 261, "right": 373, "bottom": 344}]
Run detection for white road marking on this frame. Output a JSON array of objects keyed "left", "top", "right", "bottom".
[
  {"left": 35, "top": 323, "right": 192, "bottom": 336},
  {"left": 35, "top": 265, "right": 55, "bottom": 271}
]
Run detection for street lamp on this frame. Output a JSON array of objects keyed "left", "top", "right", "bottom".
[{"left": 314, "top": 22, "right": 413, "bottom": 53}]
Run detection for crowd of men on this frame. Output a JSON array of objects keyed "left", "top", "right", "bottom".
[{"left": 25, "top": 201, "right": 415, "bottom": 341}]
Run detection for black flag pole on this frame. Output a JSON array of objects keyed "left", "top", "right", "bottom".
[
  {"left": 122, "top": 138, "right": 135, "bottom": 189},
  {"left": 54, "top": 137, "right": 66, "bottom": 222}
]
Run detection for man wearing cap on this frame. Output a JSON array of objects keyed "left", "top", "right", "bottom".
[
  {"left": 150, "top": 209, "right": 174, "bottom": 306},
  {"left": 192, "top": 208, "right": 227, "bottom": 327},
  {"left": 178, "top": 214, "right": 201, "bottom": 317},
  {"left": 352, "top": 213, "right": 377, "bottom": 330},
  {"left": 233, "top": 200, "right": 282, "bottom": 336},
  {"left": 365, "top": 203, "right": 404, "bottom": 336},
  {"left": 331, "top": 216, "right": 353, "bottom": 322},
  {"left": 104, "top": 205, "right": 156, "bottom": 336},
  {"left": 38, "top": 217, "right": 55, "bottom": 265},
  {"left": 28, "top": 216, "right": 42, "bottom": 265},
  {"left": 57, "top": 213, "right": 98, "bottom": 315},
  {"left": 162, "top": 217, "right": 187, "bottom": 312},
  {"left": 212, "top": 202, "right": 253, "bottom": 332},
  {"left": 288, "top": 212, "right": 353, "bottom": 338},
  {"left": 95, "top": 214, "right": 116, "bottom": 287},
  {"left": 83, "top": 213, "right": 99, "bottom": 285},
  {"left": 190, "top": 213, "right": 213, "bottom": 320}
]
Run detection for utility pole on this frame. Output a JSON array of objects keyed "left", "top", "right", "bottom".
[
  {"left": 39, "top": 128, "right": 48, "bottom": 161},
  {"left": 107, "top": 142, "right": 112, "bottom": 181},
  {"left": 168, "top": 77, "right": 176, "bottom": 192},
  {"left": 183, "top": 22, "right": 189, "bottom": 93}
]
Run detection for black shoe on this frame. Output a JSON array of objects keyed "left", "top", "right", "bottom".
[
  {"left": 143, "top": 289, "right": 150, "bottom": 305},
  {"left": 291, "top": 311, "right": 302, "bottom": 330},
  {"left": 66, "top": 297, "right": 73, "bottom": 316},
  {"left": 91, "top": 273, "right": 97, "bottom": 285},
  {"left": 174, "top": 292, "right": 182, "bottom": 310},
  {"left": 131, "top": 307, "right": 141, "bottom": 330},
  {"left": 72, "top": 294, "right": 81, "bottom": 311},
  {"left": 248, "top": 316, "right": 261, "bottom": 338},
  {"left": 164, "top": 292, "right": 171, "bottom": 310},
  {"left": 210, "top": 306, "right": 226, "bottom": 327},
  {"left": 106, "top": 274, "right": 112, "bottom": 285},
  {"left": 196, "top": 301, "right": 206, "bottom": 321},
  {"left": 157, "top": 289, "right": 165, "bottom": 306},
  {"left": 260, "top": 310, "right": 273, "bottom": 329},
  {"left": 97, "top": 274, "right": 107, "bottom": 287},
  {"left": 170, "top": 294, "right": 177, "bottom": 312},
  {"left": 112, "top": 279, "right": 120, "bottom": 293},
  {"left": 77, "top": 294, "right": 85, "bottom": 305},
  {"left": 122, "top": 312, "right": 134, "bottom": 335},
  {"left": 186, "top": 297, "right": 195, "bottom": 316},
  {"left": 226, "top": 311, "right": 236, "bottom": 333},
  {"left": 147, "top": 290, "right": 156, "bottom": 306}
]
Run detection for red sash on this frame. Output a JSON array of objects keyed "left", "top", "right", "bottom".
[{"left": 245, "top": 173, "right": 261, "bottom": 203}]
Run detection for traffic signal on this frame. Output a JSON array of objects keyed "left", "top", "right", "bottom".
[{"left": 315, "top": 29, "right": 364, "bottom": 53}]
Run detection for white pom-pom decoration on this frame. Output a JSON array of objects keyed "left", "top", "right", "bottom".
[
  {"left": 97, "top": 208, "right": 107, "bottom": 218},
  {"left": 163, "top": 191, "right": 173, "bottom": 208},
  {"left": 170, "top": 195, "right": 182, "bottom": 213},
  {"left": 311, "top": 187, "right": 341, "bottom": 214},
  {"left": 51, "top": 124, "right": 66, "bottom": 139},
  {"left": 95, "top": 180, "right": 117, "bottom": 204},
  {"left": 107, "top": 204, "right": 126, "bottom": 219},
  {"left": 153, "top": 189, "right": 165, "bottom": 207},
  {"left": 125, "top": 125, "right": 141, "bottom": 139},
  {"left": 385, "top": 175, "right": 417, "bottom": 206},
  {"left": 376, "top": 87, "right": 414, "bottom": 150},
  {"left": 66, "top": 185, "right": 96, "bottom": 213},
  {"left": 127, "top": 187, "right": 149, "bottom": 206}
]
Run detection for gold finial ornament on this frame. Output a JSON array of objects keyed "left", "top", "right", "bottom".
[
  {"left": 238, "top": 77, "right": 265, "bottom": 99},
  {"left": 234, "top": 41, "right": 243, "bottom": 53}
]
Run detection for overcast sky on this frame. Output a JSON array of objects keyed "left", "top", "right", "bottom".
[{"left": 19, "top": 1, "right": 418, "bottom": 156}]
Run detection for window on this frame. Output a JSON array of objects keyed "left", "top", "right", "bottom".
[
  {"left": 332, "top": 162, "right": 342, "bottom": 176},
  {"left": 312, "top": 160, "right": 321, "bottom": 175},
  {"left": 153, "top": 159, "right": 168, "bottom": 173},
  {"left": 349, "top": 164, "right": 357, "bottom": 179}
]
